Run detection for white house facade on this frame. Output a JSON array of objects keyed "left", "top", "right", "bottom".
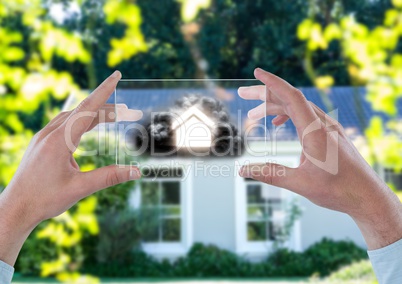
[{"left": 128, "top": 141, "right": 366, "bottom": 261}]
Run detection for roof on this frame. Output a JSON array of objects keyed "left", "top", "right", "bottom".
[{"left": 110, "top": 87, "right": 402, "bottom": 141}]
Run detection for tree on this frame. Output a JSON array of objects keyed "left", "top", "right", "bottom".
[
  {"left": 0, "top": 0, "right": 146, "bottom": 282},
  {"left": 49, "top": 0, "right": 393, "bottom": 87},
  {"left": 297, "top": 0, "right": 402, "bottom": 199},
  {"left": 1, "top": 0, "right": 211, "bottom": 281}
]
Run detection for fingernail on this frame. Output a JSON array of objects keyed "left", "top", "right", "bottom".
[
  {"left": 239, "top": 166, "right": 251, "bottom": 178},
  {"left": 131, "top": 109, "right": 143, "bottom": 120},
  {"left": 112, "top": 70, "right": 121, "bottom": 79},
  {"left": 117, "top": 109, "right": 143, "bottom": 121},
  {"left": 238, "top": 87, "right": 247, "bottom": 98},
  {"left": 130, "top": 167, "right": 141, "bottom": 179}
]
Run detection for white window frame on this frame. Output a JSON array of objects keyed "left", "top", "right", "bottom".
[
  {"left": 234, "top": 156, "right": 301, "bottom": 257},
  {"left": 130, "top": 160, "right": 193, "bottom": 258}
]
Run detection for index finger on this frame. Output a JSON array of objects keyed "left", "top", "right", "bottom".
[
  {"left": 238, "top": 85, "right": 282, "bottom": 105},
  {"left": 254, "top": 68, "right": 318, "bottom": 133},
  {"left": 63, "top": 71, "right": 122, "bottom": 146}
]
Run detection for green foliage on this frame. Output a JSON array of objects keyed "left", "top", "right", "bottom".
[
  {"left": 274, "top": 199, "right": 304, "bottom": 248},
  {"left": 35, "top": 197, "right": 99, "bottom": 280},
  {"left": 117, "top": 0, "right": 196, "bottom": 80},
  {"left": 266, "top": 248, "right": 307, "bottom": 277},
  {"left": 83, "top": 250, "right": 170, "bottom": 277},
  {"left": 0, "top": 1, "right": 101, "bottom": 281},
  {"left": 15, "top": 222, "right": 58, "bottom": 276},
  {"left": 180, "top": 0, "right": 211, "bottom": 23},
  {"left": 77, "top": 238, "right": 367, "bottom": 278},
  {"left": 95, "top": 208, "right": 160, "bottom": 263},
  {"left": 266, "top": 238, "right": 367, "bottom": 277},
  {"left": 17, "top": 227, "right": 367, "bottom": 278},
  {"left": 3, "top": 1, "right": 394, "bottom": 90},
  {"left": 172, "top": 243, "right": 249, "bottom": 277},
  {"left": 6, "top": 0, "right": 212, "bottom": 281},
  {"left": 326, "top": 260, "right": 377, "bottom": 283},
  {"left": 18, "top": 233, "right": 367, "bottom": 278},
  {"left": 198, "top": 0, "right": 310, "bottom": 82},
  {"left": 303, "top": 238, "right": 368, "bottom": 276},
  {"left": 103, "top": 0, "right": 147, "bottom": 67},
  {"left": 297, "top": 0, "right": 402, "bottom": 201},
  {"left": 55, "top": 0, "right": 391, "bottom": 87},
  {"left": 3, "top": 0, "right": 210, "bottom": 282}
]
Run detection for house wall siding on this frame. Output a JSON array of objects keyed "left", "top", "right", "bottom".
[
  {"left": 131, "top": 141, "right": 367, "bottom": 259},
  {"left": 192, "top": 159, "right": 237, "bottom": 251},
  {"left": 299, "top": 197, "right": 366, "bottom": 250}
]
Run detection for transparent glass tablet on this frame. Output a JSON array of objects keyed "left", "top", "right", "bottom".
[{"left": 113, "top": 79, "right": 268, "bottom": 167}]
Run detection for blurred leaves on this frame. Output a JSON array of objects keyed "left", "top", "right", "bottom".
[
  {"left": 298, "top": 1, "right": 402, "bottom": 200},
  {"left": 297, "top": 19, "right": 328, "bottom": 51},
  {"left": 0, "top": 0, "right": 148, "bottom": 282},
  {"left": 325, "top": 259, "right": 376, "bottom": 283},
  {"left": 393, "top": 0, "right": 402, "bottom": 9},
  {"left": 56, "top": 272, "right": 100, "bottom": 284},
  {"left": 103, "top": 0, "right": 147, "bottom": 66},
  {"left": 41, "top": 253, "right": 71, "bottom": 277},
  {"left": 38, "top": 22, "right": 90, "bottom": 63},
  {"left": 298, "top": 5, "right": 402, "bottom": 114},
  {"left": 314, "top": 75, "right": 335, "bottom": 90},
  {"left": 180, "top": 0, "right": 211, "bottom": 23},
  {"left": 38, "top": 197, "right": 99, "bottom": 279}
]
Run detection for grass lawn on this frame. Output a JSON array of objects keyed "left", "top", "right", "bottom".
[{"left": 12, "top": 277, "right": 310, "bottom": 284}]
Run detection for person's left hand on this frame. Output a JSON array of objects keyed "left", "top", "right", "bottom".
[{"left": 0, "top": 71, "right": 142, "bottom": 266}]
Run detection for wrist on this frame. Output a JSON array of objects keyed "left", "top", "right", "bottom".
[
  {"left": 0, "top": 187, "right": 38, "bottom": 266},
  {"left": 351, "top": 189, "right": 402, "bottom": 250}
]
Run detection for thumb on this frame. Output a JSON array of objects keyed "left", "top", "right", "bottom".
[
  {"left": 239, "top": 162, "right": 297, "bottom": 190},
  {"left": 77, "top": 165, "right": 141, "bottom": 198}
]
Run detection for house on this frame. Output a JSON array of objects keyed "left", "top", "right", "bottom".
[
  {"left": 66, "top": 85, "right": 402, "bottom": 261},
  {"left": 171, "top": 106, "right": 215, "bottom": 150}
]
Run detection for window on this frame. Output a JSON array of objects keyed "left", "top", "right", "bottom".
[
  {"left": 140, "top": 168, "right": 183, "bottom": 243},
  {"left": 130, "top": 164, "right": 193, "bottom": 257},
  {"left": 234, "top": 157, "right": 301, "bottom": 255},
  {"left": 385, "top": 168, "right": 402, "bottom": 191},
  {"left": 245, "top": 179, "right": 284, "bottom": 242}
]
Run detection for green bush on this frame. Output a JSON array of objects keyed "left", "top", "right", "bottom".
[
  {"left": 326, "top": 260, "right": 377, "bottom": 283},
  {"left": 303, "top": 238, "right": 367, "bottom": 276},
  {"left": 263, "top": 238, "right": 367, "bottom": 277},
  {"left": 95, "top": 209, "right": 160, "bottom": 263},
  {"left": 172, "top": 243, "right": 251, "bottom": 277},
  {"left": 18, "top": 234, "right": 368, "bottom": 278},
  {"left": 79, "top": 239, "right": 367, "bottom": 278},
  {"left": 83, "top": 250, "right": 169, "bottom": 277},
  {"left": 266, "top": 248, "right": 308, "bottom": 276}
]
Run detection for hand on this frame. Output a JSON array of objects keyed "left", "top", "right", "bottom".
[
  {"left": 0, "top": 71, "right": 142, "bottom": 266},
  {"left": 238, "top": 68, "right": 402, "bottom": 250}
]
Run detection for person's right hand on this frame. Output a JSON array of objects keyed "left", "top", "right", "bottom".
[{"left": 238, "top": 68, "right": 402, "bottom": 250}]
